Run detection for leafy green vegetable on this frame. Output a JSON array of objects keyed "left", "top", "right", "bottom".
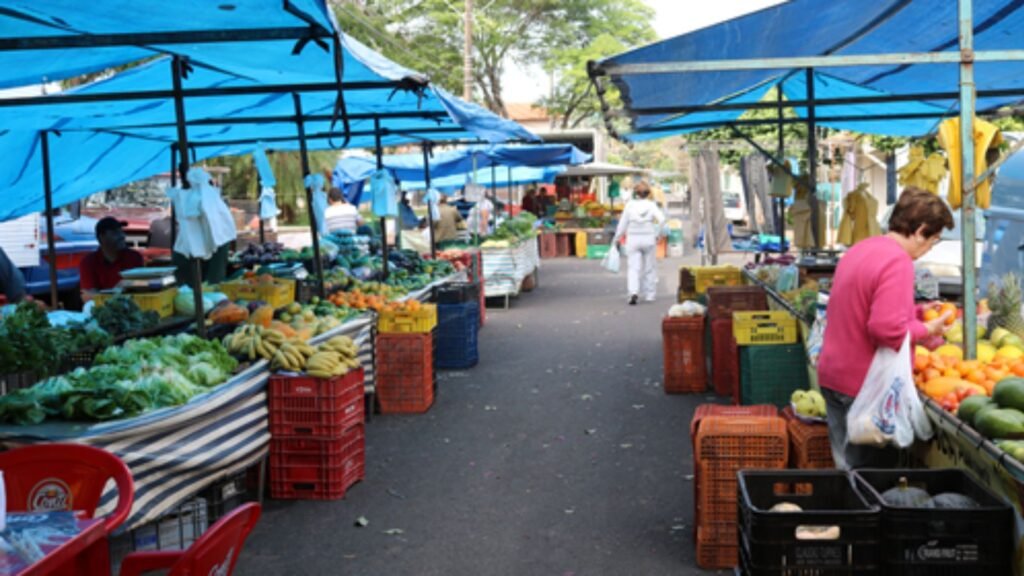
[
  {"left": 0, "top": 334, "right": 238, "bottom": 424},
  {"left": 92, "top": 296, "right": 159, "bottom": 337}
]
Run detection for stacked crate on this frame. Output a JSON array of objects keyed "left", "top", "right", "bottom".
[
  {"left": 377, "top": 303, "right": 437, "bottom": 414},
  {"left": 781, "top": 406, "right": 835, "bottom": 469},
  {"left": 662, "top": 316, "right": 706, "bottom": 394},
  {"left": 268, "top": 369, "right": 366, "bottom": 500},
  {"left": 693, "top": 414, "right": 788, "bottom": 570},
  {"left": 734, "top": 311, "right": 806, "bottom": 406},
  {"left": 705, "top": 286, "right": 768, "bottom": 399},
  {"left": 434, "top": 287, "right": 480, "bottom": 369},
  {"left": 539, "top": 233, "right": 558, "bottom": 259}
]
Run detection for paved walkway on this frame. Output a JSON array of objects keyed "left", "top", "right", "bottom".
[{"left": 238, "top": 253, "right": 730, "bottom": 575}]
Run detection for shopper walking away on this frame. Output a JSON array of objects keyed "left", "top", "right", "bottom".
[
  {"left": 324, "top": 187, "right": 363, "bottom": 234},
  {"left": 818, "top": 187, "right": 953, "bottom": 470},
  {"left": 613, "top": 180, "right": 665, "bottom": 305},
  {"left": 434, "top": 195, "right": 466, "bottom": 243}
]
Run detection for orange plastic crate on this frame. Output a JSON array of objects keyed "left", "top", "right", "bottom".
[
  {"left": 696, "top": 523, "right": 739, "bottom": 570},
  {"left": 690, "top": 404, "right": 778, "bottom": 448},
  {"left": 376, "top": 332, "right": 435, "bottom": 414},
  {"left": 695, "top": 415, "right": 788, "bottom": 464},
  {"left": 662, "top": 316, "right": 706, "bottom": 394},
  {"left": 781, "top": 406, "right": 835, "bottom": 469}
]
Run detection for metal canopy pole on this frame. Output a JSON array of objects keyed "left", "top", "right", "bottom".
[
  {"left": 507, "top": 166, "right": 513, "bottom": 214},
  {"left": 171, "top": 56, "right": 205, "bottom": 338},
  {"left": 776, "top": 85, "right": 787, "bottom": 252},
  {"left": 169, "top": 145, "right": 178, "bottom": 251},
  {"left": 490, "top": 164, "right": 498, "bottom": 232},
  {"left": 293, "top": 93, "right": 325, "bottom": 300},
  {"left": 806, "top": 68, "right": 821, "bottom": 249},
  {"left": 960, "top": 0, "right": 978, "bottom": 360},
  {"left": 422, "top": 144, "right": 437, "bottom": 259},
  {"left": 374, "top": 118, "right": 390, "bottom": 281},
  {"left": 39, "top": 131, "right": 59, "bottom": 309},
  {"left": 257, "top": 173, "right": 265, "bottom": 245}
]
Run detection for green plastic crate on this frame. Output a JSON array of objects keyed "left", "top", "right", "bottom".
[
  {"left": 587, "top": 244, "right": 610, "bottom": 259},
  {"left": 739, "top": 343, "right": 809, "bottom": 407}
]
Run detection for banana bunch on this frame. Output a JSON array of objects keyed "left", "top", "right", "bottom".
[
  {"left": 224, "top": 325, "right": 287, "bottom": 362},
  {"left": 305, "top": 336, "right": 361, "bottom": 379},
  {"left": 269, "top": 340, "right": 317, "bottom": 373}
]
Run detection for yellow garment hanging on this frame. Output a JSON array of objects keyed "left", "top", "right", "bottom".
[
  {"left": 938, "top": 117, "right": 1002, "bottom": 209},
  {"left": 836, "top": 185, "right": 881, "bottom": 246},
  {"left": 898, "top": 146, "right": 947, "bottom": 193}
]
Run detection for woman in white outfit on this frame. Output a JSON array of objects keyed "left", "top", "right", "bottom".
[{"left": 613, "top": 181, "right": 665, "bottom": 305}]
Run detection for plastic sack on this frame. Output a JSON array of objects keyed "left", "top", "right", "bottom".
[
  {"left": 601, "top": 245, "right": 621, "bottom": 274},
  {"left": 306, "top": 173, "right": 328, "bottom": 236},
  {"left": 259, "top": 187, "right": 279, "bottom": 220},
  {"left": 846, "top": 333, "right": 932, "bottom": 448},
  {"left": 370, "top": 170, "right": 398, "bottom": 218}
]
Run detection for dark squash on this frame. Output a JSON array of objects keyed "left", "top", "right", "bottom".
[
  {"left": 926, "top": 492, "right": 979, "bottom": 509},
  {"left": 880, "top": 476, "right": 931, "bottom": 508}
]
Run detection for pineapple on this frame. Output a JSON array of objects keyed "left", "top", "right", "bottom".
[{"left": 988, "top": 273, "right": 1024, "bottom": 339}]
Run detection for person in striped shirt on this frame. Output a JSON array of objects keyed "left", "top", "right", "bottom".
[{"left": 324, "top": 187, "right": 363, "bottom": 234}]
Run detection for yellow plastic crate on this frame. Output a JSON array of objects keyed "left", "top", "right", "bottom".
[
  {"left": 219, "top": 278, "right": 295, "bottom": 309},
  {"left": 575, "top": 231, "right": 588, "bottom": 259},
  {"left": 732, "top": 311, "right": 798, "bottom": 346},
  {"left": 378, "top": 304, "right": 437, "bottom": 334},
  {"left": 94, "top": 287, "right": 178, "bottom": 319},
  {"left": 678, "top": 265, "right": 743, "bottom": 300}
]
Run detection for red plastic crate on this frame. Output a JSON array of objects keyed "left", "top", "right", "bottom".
[
  {"left": 662, "top": 316, "right": 706, "bottom": 394},
  {"left": 268, "top": 369, "right": 365, "bottom": 437},
  {"left": 709, "top": 318, "right": 739, "bottom": 399},
  {"left": 539, "top": 233, "right": 558, "bottom": 259},
  {"left": 690, "top": 404, "right": 778, "bottom": 448},
  {"left": 271, "top": 424, "right": 364, "bottom": 470},
  {"left": 554, "top": 233, "right": 571, "bottom": 257},
  {"left": 377, "top": 332, "right": 435, "bottom": 414},
  {"left": 270, "top": 426, "right": 365, "bottom": 501},
  {"left": 705, "top": 286, "right": 768, "bottom": 320}
]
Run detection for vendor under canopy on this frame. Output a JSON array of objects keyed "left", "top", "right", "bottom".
[{"left": 78, "top": 217, "right": 143, "bottom": 301}]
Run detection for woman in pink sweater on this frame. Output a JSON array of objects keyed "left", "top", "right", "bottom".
[{"left": 819, "top": 188, "right": 954, "bottom": 469}]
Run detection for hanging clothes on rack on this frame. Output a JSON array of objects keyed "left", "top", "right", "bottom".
[
  {"left": 897, "top": 145, "right": 948, "bottom": 194},
  {"left": 689, "top": 150, "right": 731, "bottom": 257},
  {"left": 769, "top": 161, "right": 794, "bottom": 198},
  {"left": 740, "top": 154, "right": 773, "bottom": 234},
  {"left": 789, "top": 180, "right": 825, "bottom": 249},
  {"left": 836, "top": 183, "right": 881, "bottom": 247},
  {"left": 938, "top": 117, "right": 1002, "bottom": 209}
]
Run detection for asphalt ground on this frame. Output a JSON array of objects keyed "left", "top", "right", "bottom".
[{"left": 237, "top": 251, "right": 733, "bottom": 576}]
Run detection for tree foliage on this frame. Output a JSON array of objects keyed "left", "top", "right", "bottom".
[{"left": 333, "top": 0, "right": 655, "bottom": 126}]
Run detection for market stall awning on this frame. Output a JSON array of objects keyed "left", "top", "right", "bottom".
[
  {"left": 402, "top": 166, "right": 566, "bottom": 193},
  {"left": 592, "top": 0, "right": 1024, "bottom": 139},
  {"left": 0, "top": 0, "right": 337, "bottom": 89},
  {"left": 0, "top": 31, "right": 538, "bottom": 222},
  {"left": 332, "top": 143, "right": 589, "bottom": 189},
  {"left": 560, "top": 162, "right": 648, "bottom": 178}
]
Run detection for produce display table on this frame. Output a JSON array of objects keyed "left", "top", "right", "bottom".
[
  {"left": 401, "top": 272, "right": 467, "bottom": 303},
  {"left": 0, "top": 314, "right": 375, "bottom": 532},
  {"left": 481, "top": 236, "right": 540, "bottom": 306}
]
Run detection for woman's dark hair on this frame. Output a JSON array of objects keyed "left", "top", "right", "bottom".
[
  {"left": 328, "top": 187, "right": 345, "bottom": 203},
  {"left": 888, "top": 187, "right": 954, "bottom": 238}
]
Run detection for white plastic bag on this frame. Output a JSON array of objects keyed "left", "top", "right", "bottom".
[
  {"left": 601, "top": 245, "right": 621, "bottom": 274},
  {"left": 846, "top": 333, "right": 930, "bottom": 448}
]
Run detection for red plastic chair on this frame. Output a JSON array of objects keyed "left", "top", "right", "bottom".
[
  {"left": 0, "top": 443, "right": 134, "bottom": 532},
  {"left": 120, "top": 503, "right": 261, "bottom": 576}
]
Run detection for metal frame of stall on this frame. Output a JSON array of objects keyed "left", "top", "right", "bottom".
[{"left": 588, "top": 0, "right": 1024, "bottom": 360}]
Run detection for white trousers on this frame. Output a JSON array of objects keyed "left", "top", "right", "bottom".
[{"left": 626, "top": 236, "right": 658, "bottom": 299}]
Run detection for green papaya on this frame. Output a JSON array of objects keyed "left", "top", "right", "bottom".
[
  {"left": 958, "top": 395, "right": 995, "bottom": 425},
  {"left": 992, "top": 377, "right": 1024, "bottom": 411},
  {"left": 975, "top": 408, "right": 1024, "bottom": 439},
  {"left": 974, "top": 401, "right": 1001, "bottom": 427},
  {"left": 996, "top": 439, "right": 1024, "bottom": 462}
]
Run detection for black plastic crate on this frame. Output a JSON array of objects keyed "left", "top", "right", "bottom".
[
  {"left": 432, "top": 282, "right": 480, "bottom": 305},
  {"left": 435, "top": 301, "right": 479, "bottom": 369},
  {"left": 738, "top": 470, "right": 882, "bottom": 575},
  {"left": 853, "top": 468, "right": 1013, "bottom": 575},
  {"left": 200, "top": 465, "right": 260, "bottom": 523}
]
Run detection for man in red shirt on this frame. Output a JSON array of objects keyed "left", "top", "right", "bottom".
[{"left": 79, "top": 217, "right": 144, "bottom": 302}]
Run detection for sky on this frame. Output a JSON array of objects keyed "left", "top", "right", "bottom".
[{"left": 502, "top": 0, "right": 786, "bottom": 104}]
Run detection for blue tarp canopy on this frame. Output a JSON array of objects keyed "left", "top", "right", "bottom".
[
  {"left": 402, "top": 166, "right": 566, "bottom": 193},
  {"left": 333, "top": 143, "right": 590, "bottom": 187},
  {"left": 595, "top": 0, "right": 1024, "bottom": 139},
  {"left": 0, "top": 8, "right": 537, "bottom": 222},
  {"left": 0, "top": 0, "right": 337, "bottom": 89}
]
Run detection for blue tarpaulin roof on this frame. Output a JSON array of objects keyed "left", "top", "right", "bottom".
[
  {"left": 332, "top": 143, "right": 590, "bottom": 187},
  {"left": 0, "top": 16, "right": 537, "bottom": 221},
  {"left": 597, "top": 0, "right": 1024, "bottom": 139}
]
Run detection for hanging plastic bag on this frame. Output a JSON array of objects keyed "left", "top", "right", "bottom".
[
  {"left": 192, "top": 168, "right": 237, "bottom": 253},
  {"left": 846, "top": 333, "right": 923, "bottom": 448},
  {"left": 601, "top": 245, "right": 621, "bottom": 274},
  {"left": 259, "top": 187, "right": 279, "bottom": 220},
  {"left": 370, "top": 169, "right": 398, "bottom": 218},
  {"left": 306, "top": 173, "right": 328, "bottom": 236}
]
